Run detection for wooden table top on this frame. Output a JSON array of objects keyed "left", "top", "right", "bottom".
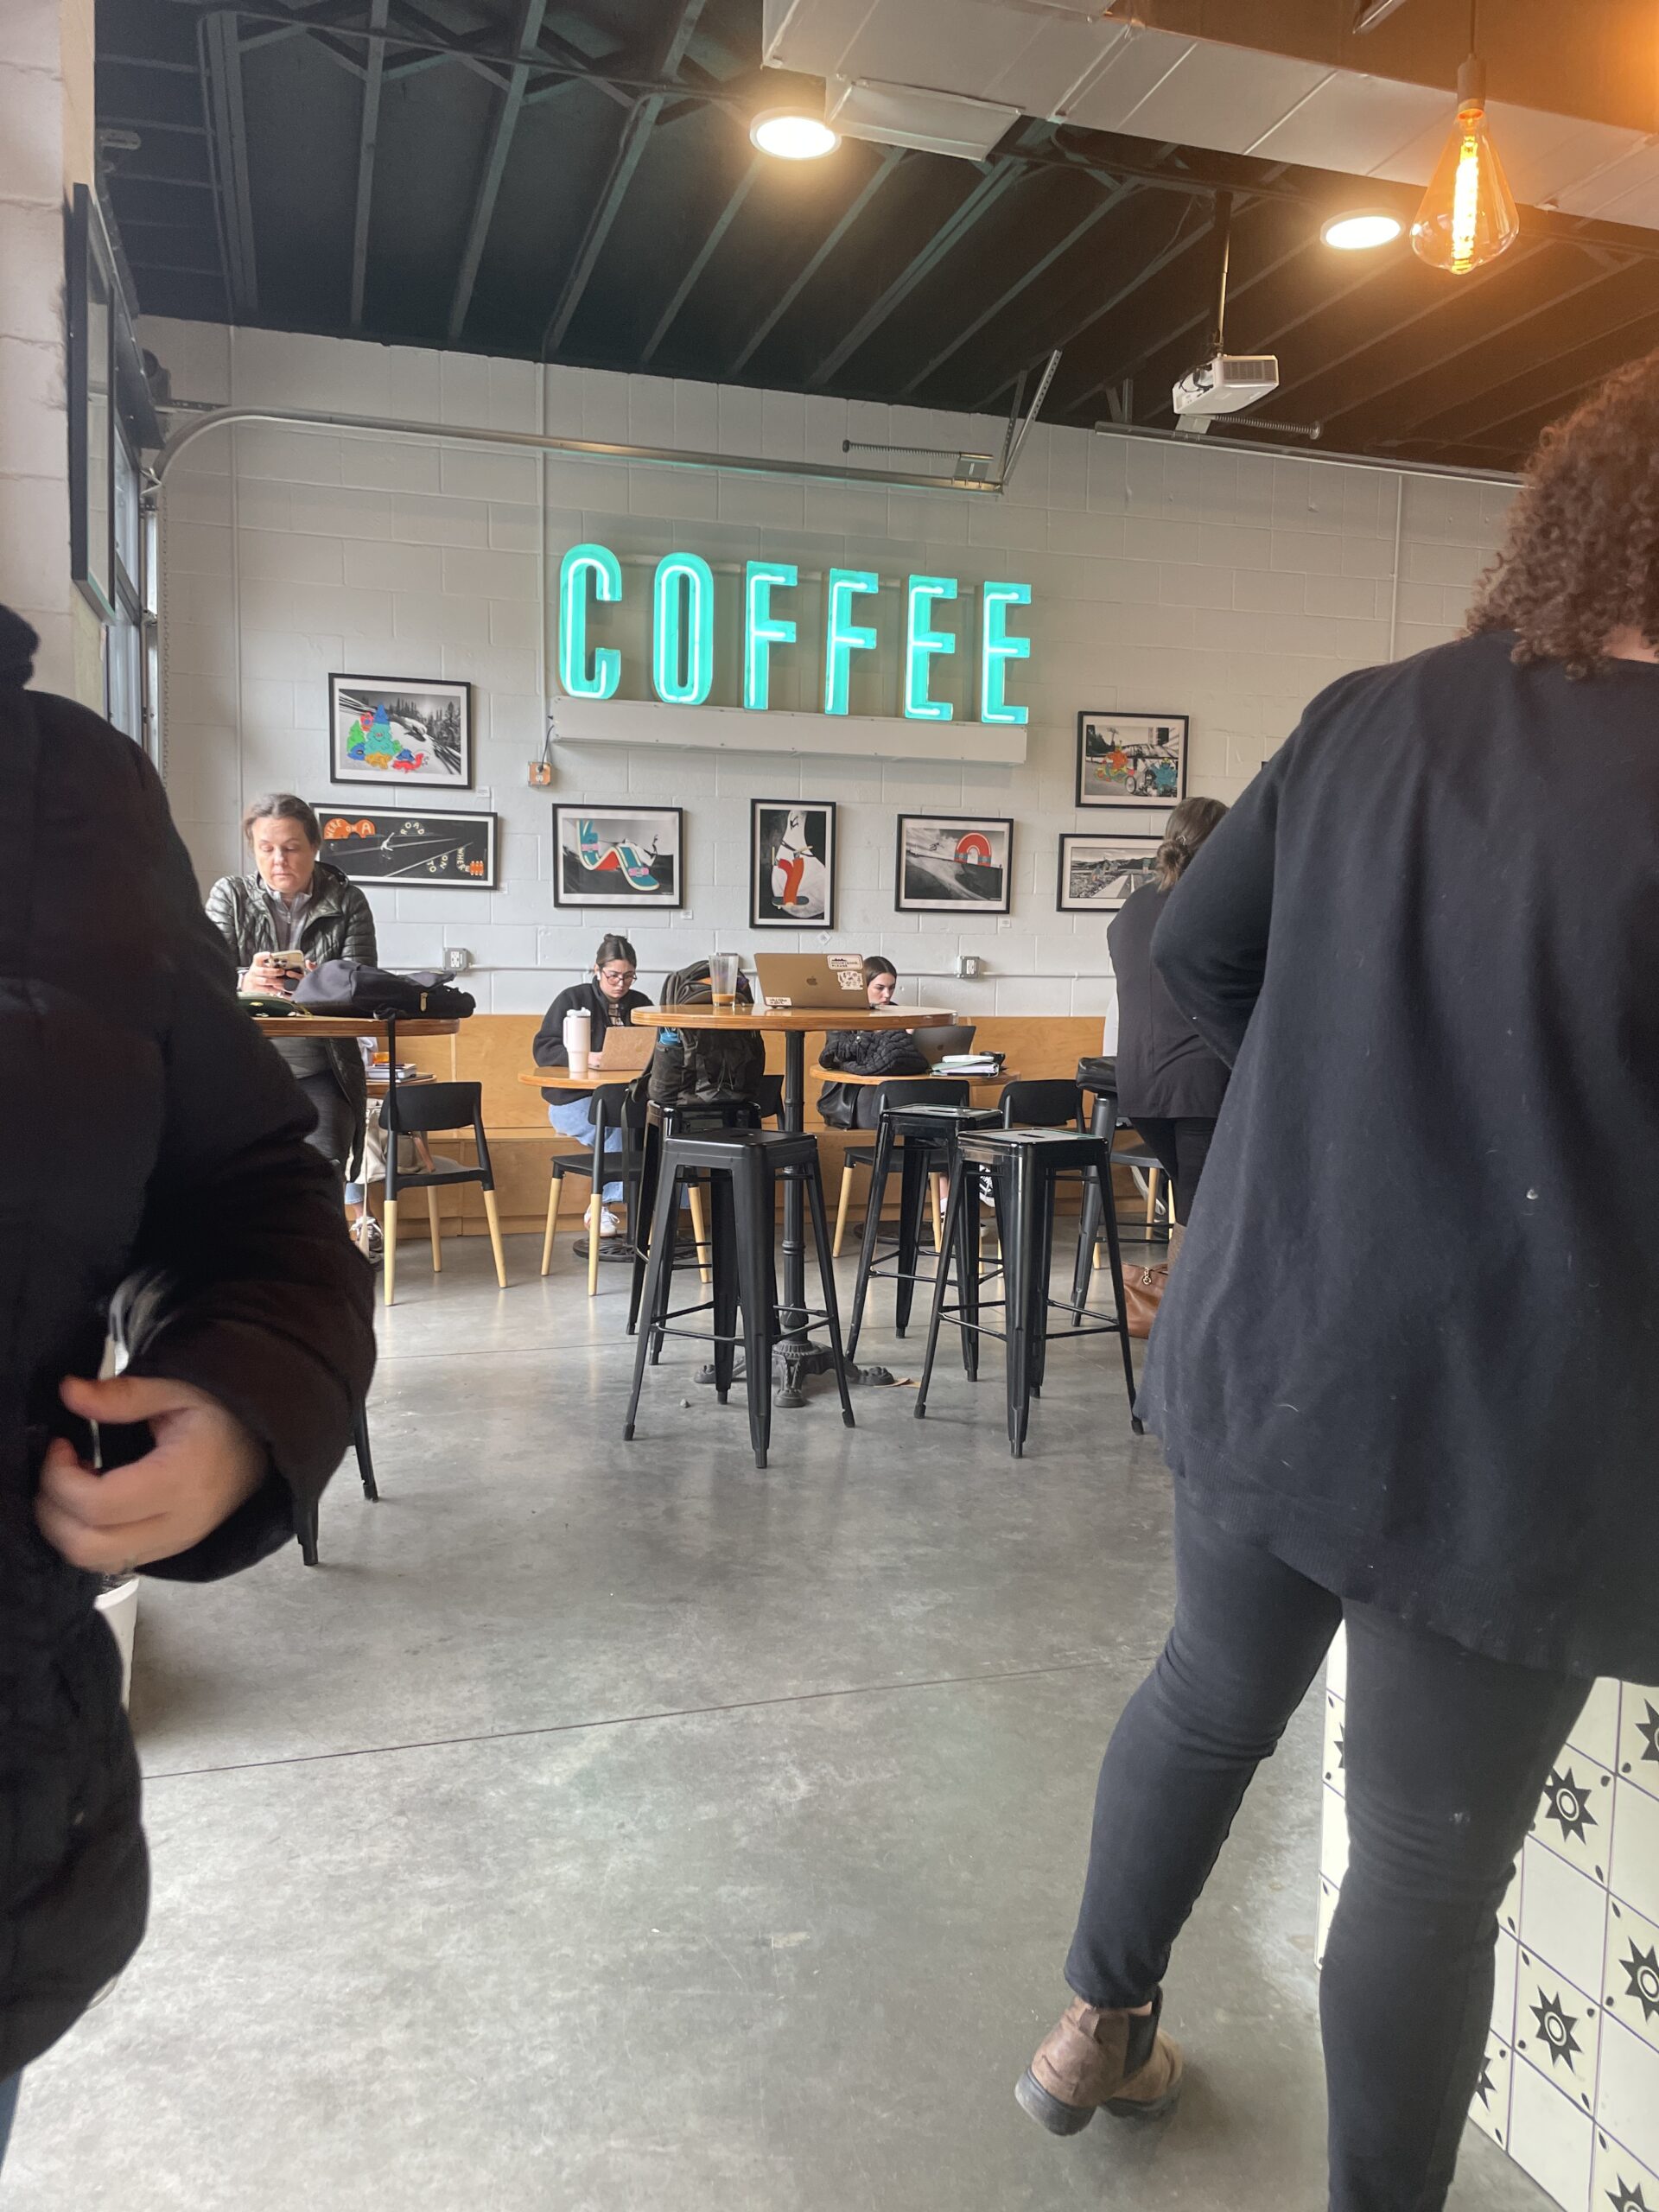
[
  {"left": 250, "top": 1015, "right": 461, "bottom": 1039},
  {"left": 516, "top": 1065, "right": 641, "bottom": 1089},
  {"left": 810, "top": 1063, "right": 1018, "bottom": 1087},
  {"left": 630, "top": 1004, "right": 957, "bottom": 1033}
]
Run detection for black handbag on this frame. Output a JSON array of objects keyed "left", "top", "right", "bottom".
[
  {"left": 295, "top": 960, "right": 474, "bottom": 1019},
  {"left": 816, "top": 1081, "right": 858, "bottom": 1131}
]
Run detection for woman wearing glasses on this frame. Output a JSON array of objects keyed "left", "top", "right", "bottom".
[{"left": 533, "top": 936, "right": 649, "bottom": 1240}]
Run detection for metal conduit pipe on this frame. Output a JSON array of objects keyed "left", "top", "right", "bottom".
[
  {"left": 146, "top": 403, "right": 1009, "bottom": 499},
  {"left": 1090, "top": 419, "right": 1521, "bottom": 486}
]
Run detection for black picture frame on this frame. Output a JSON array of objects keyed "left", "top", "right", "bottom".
[
  {"left": 552, "top": 804, "right": 684, "bottom": 910},
  {"left": 313, "top": 805, "right": 498, "bottom": 889},
  {"left": 750, "top": 799, "right": 837, "bottom": 929},
  {"left": 1075, "top": 710, "right": 1189, "bottom": 809},
  {"left": 329, "top": 674, "right": 474, "bottom": 790},
  {"left": 1056, "top": 832, "right": 1161, "bottom": 913},
  {"left": 894, "top": 814, "right": 1014, "bottom": 915},
  {"left": 67, "top": 183, "right": 117, "bottom": 623}
]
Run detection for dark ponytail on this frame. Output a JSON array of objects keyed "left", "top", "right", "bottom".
[{"left": 1155, "top": 796, "right": 1228, "bottom": 891}]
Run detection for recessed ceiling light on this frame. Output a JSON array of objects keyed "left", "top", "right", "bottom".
[
  {"left": 750, "top": 109, "right": 839, "bottom": 161},
  {"left": 1320, "top": 210, "right": 1403, "bottom": 250}
]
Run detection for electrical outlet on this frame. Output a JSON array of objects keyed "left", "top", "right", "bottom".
[
  {"left": 444, "top": 948, "right": 473, "bottom": 975},
  {"left": 955, "top": 954, "right": 983, "bottom": 978}
]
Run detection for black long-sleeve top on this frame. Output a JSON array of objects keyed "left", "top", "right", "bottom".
[
  {"left": 1138, "top": 629, "right": 1659, "bottom": 1681},
  {"left": 532, "top": 979, "right": 650, "bottom": 1107}
]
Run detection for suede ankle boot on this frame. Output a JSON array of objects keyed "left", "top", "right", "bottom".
[{"left": 1016, "top": 1988, "right": 1184, "bottom": 2136}]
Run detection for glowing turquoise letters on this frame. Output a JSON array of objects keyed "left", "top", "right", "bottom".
[
  {"left": 904, "top": 575, "right": 958, "bottom": 721},
  {"left": 980, "top": 580, "right": 1032, "bottom": 726},
  {"left": 823, "top": 569, "right": 879, "bottom": 716},
  {"left": 743, "top": 561, "right": 798, "bottom": 711},
  {"left": 651, "top": 551, "right": 715, "bottom": 706},
  {"left": 557, "top": 543, "right": 622, "bottom": 700}
]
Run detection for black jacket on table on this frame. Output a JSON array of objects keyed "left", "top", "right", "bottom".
[
  {"left": 0, "top": 609, "right": 376, "bottom": 2077},
  {"left": 817, "top": 1024, "right": 931, "bottom": 1132},
  {"left": 1137, "top": 629, "right": 1659, "bottom": 1682},
  {"left": 1106, "top": 885, "right": 1229, "bottom": 1122},
  {"left": 532, "top": 980, "right": 651, "bottom": 1107}
]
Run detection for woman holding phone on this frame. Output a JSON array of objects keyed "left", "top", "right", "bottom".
[{"left": 206, "top": 793, "right": 380, "bottom": 1257}]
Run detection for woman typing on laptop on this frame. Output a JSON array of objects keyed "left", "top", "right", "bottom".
[
  {"left": 817, "top": 957, "right": 930, "bottom": 1133},
  {"left": 533, "top": 936, "right": 650, "bottom": 1241}
]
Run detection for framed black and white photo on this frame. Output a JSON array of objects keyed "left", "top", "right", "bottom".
[
  {"left": 553, "top": 804, "right": 683, "bottom": 909},
  {"left": 1076, "top": 711, "right": 1188, "bottom": 808},
  {"left": 894, "top": 815, "right": 1013, "bottom": 914},
  {"left": 1057, "top": 833, "right": 1160, "bottom": 913},
  {"left": 329, "top": 675, "right": 473, "bottom": 790},
  {"left": 315, "top": 806, "right": 497, "bottom": 889},
  {"left": 751, "top": 800, "right": 836, "bottom": 929}
]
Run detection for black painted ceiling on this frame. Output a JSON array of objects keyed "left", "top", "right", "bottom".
[{"left": 97, "top": 0, "right": 1659, "bottom": 467}]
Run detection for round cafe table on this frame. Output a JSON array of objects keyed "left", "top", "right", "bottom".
[{"left": 631, "top": 1002, "right": 956, "bottom": 1400}]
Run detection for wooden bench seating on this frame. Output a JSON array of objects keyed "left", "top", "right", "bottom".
[{"left": 391, "top": 1013, "right": 1113, "bottom": 1241}]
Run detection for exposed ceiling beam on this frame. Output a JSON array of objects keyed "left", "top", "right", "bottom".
[
  {"left": 198, "top": 11, "right": 257, "bottom": 315},
  {"left": 1310, "top": 254, "right": 1634, "bottom": 433},
  {"left": 807, "top": 157, "right": 1024, "bottom": 391},
  {"left": 725, "top": 143, "right": 905, "bottom": 380},
  {"left": 1389, "top": 277, "right": 1659, "bottom": 442},
  {"left": 347, "top": 0, "right": 388, "bottom": 326},
  {"left": 638, "top": 153, "right": 760, "bottom": 367},
  {"left": 446, "top": 0, "right": 548, "bottom": 344},
  {"left": 979, "top": 192, "right": 1224, "bottom": 416},
  {"left": 538, "top": 0, "right": 710, "bottom": 359},
  {"left": 901, "top": 176, "right": 1137, "bottom": 397},
  {"left": 1420, "top": 302, "right": 1659, "bottom": 446}
]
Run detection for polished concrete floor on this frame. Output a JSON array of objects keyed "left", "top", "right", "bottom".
[{"left": 6, "top": 1232, "right": 1550, "bottom": 2210}]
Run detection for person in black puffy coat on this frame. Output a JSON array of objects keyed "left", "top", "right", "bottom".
[
  {"left": 817, "top": 958, "right": 930, "bottom": 1130},
  {"left": 0, "top": 608, "right": 375, "bottom": 2154}
]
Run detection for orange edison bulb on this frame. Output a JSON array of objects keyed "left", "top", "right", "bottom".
[{"left": 1411, "top": 86, "right": 1520, "bottom": 275}]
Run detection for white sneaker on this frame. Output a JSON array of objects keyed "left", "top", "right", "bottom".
[
  {"left": 582, "top": 1203, "right": 620, "bottom": 1239},
  {"left": 354, "top": 1215, "right": 385, "bottom": 1263}
]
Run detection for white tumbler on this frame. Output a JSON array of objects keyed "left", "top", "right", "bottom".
[{"left": 563, "top": 1006, "right": 591, "bottom": 1077}]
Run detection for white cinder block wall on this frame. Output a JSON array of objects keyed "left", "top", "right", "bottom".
[{"left": 142, "top": 317, "right": 1513, "bottom": 1016}]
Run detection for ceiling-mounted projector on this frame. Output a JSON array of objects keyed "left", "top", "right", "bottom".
[{"left": 1173, "top": 353, "right": 1280, "bottom": 434}]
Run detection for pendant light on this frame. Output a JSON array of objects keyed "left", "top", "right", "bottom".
[{"left": 1410, "top": 5, "right": 1519, "bottom": 275}]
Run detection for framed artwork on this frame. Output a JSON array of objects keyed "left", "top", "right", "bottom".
[
  {"left": 329, "top": 675, "right": 473, "bottom": 789},
  {"left": 67, "top": 184, "right": 116, "bottom": 623},
  {"left": 553, "top": 804, "right": 683, "bottom": 909},
  {"left": 751, "top": 800, "right": 836, "bottom": 929},
  {"left": 315, "top": 807, "right": 497, "bottom": 888},
  {"left": 1057, "top": 833, "right": 1160, "bottom": 912},
  {"left": 895, "top": 814, "right": 1013, "bottom": 914},
  {"left": 1076, "top": 711, "right": 1188, "bottom": 808}
]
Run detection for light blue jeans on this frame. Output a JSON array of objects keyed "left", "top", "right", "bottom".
[{"left": 547, "top": 1096, "right": 623, "bottom": 1204}]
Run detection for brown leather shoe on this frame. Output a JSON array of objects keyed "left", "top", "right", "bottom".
[{"left": 1016, "top": 1990, "right": 1185, "bottom": 2136}]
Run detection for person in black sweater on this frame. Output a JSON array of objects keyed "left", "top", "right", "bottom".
[
  {"left": 1105, "top": 798, "right": 1230, "bottom": 1223},
  {"left": 1018, "top": 355, "right": 1659, "bottom": 2209},
  {"left": 817, "top": 957, "right": 929, "bottom": 1130},
  {"left": 532, "top": 935, "right": 650, "bottom": 1237}
]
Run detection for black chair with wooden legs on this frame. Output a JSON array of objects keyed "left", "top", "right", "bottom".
[
  {"left": 380, "top": 1081, "right": 508, "bottom": 1307},
  {"left": 296, "top": 1402, "right": 380, "bottom": 1565},
  {"left": 843, "top": 1080, "right": 983, "bottom": 1360},
  {"left": 915, "top": 1126, "right": 1139, "bottom": 1458},
  {"left": 626, "top": 1127, "right": 854, "bottom": 1470}
]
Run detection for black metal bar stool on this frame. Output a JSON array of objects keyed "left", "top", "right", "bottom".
[
  {"left": 625, "top": 1127, "right": 854, "bottom": 1469},
  {"left": 915, "top": 1127, "right": 1139, "bottom": 1457},
  {"left": 626, "top": 1099, "right": 762, "bottom": 1334},
  {"left": 1069, "top": 1084, "right": 1170, "bottom": 1316},
  {"left": 296, "top": 1402, "right": 379, "bottom": 1566},
  {"left": 844, "top": 1082, "right": 988, "bottom": 1359}
]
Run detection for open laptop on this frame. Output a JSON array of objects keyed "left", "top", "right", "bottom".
[
  {"left": 911, "top": 1023, "right": 976, "bottom": 1064},
  {"left": 588, "top": 1023, "right": 655, "bottom": 1071},
  {"left": 752, "top": 952, "right": 870, "bottom": 1010}
]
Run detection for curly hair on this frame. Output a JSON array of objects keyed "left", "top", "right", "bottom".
[{"left": 1466, "top": 350, "right": 1659, "bottom": 677}]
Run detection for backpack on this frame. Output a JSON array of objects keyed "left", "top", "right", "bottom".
[
  {"left": 647, "top": 961, "right": 766, "bottom": 1104},
  {"left": 295, "top": 960, "right": 476, "bottom": 1020}
]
